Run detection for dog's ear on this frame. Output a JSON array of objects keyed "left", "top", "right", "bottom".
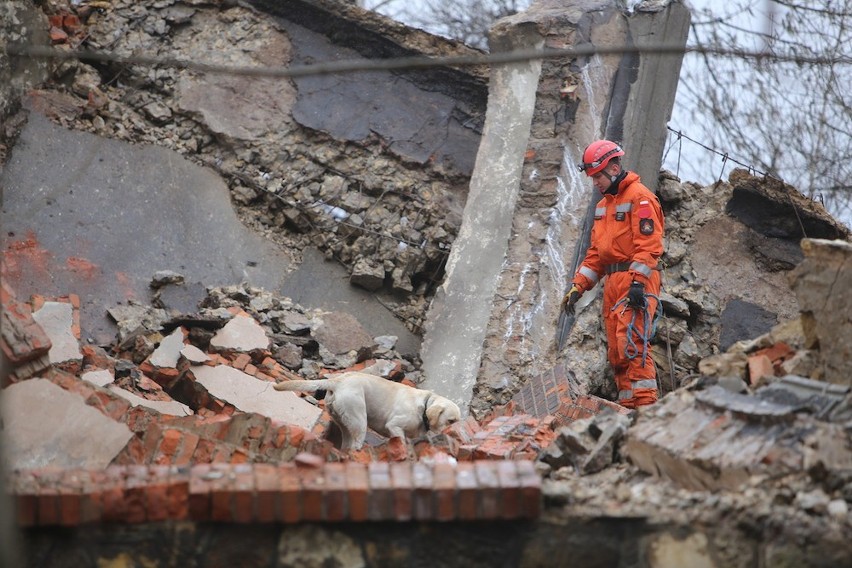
[
  {"left": 426, "top": 400, "right": 461, "bottom": 431},
  {"left": 425, "top": 403, "right": 444, "bottom": 431}
]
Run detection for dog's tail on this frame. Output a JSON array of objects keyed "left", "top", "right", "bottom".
[{"left": 273, "top": 378, "right": 335, "bottom": 393}]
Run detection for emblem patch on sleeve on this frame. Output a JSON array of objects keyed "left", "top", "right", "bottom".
[{"left": 639, "top": 218, "right": 654, "bottom": 235}]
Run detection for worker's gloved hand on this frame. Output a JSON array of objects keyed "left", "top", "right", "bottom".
[
  {"left": 561, "top": 285, "right": 582, "bottom": 314},
  {"left": 627, "top": 281, "right": 646, "bottom": 309}
]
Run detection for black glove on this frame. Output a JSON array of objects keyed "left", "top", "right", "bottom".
[
  {"left": 561, "top": 285, "right": 582, "bottom": 314},
  {"left": 627, "top": 281, "right": 646, "bottom": 309}
]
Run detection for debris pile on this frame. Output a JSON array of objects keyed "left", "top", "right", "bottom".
[
  {"left": 538, "top": 236, "right": 852, "bottom": 554},
  {"left": 2, "top": 0, "right": 852, "bottom": 562}
]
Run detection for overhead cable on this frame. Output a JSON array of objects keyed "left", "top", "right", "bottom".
[{"left": 6, "top": 42, "right": 851, "bottom": 80}]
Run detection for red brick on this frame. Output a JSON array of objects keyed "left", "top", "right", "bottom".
[
  {"left": 345, "top": 462, "right": 369, "bottom": 522},
  {"left": 16, "top": 494, "right": 38, "bottom": 527},
  {"left": 166, "top": 471, "right": 190, "bottom": 521},
  {"left": 211, "top": 445, "right": 232, "bottom": 463},
  {"left": 287, "top": 424, "right": 306, "bottom": 449},
  {"left": 232, "top": 464, "right": 255, "bottom": 523},
  {"left": 115, "top": 435, "right": 147, "bottom": 465},
  {"left": 158, "top": 429, "right": 183, "bottom": 463},
  {"left": 192, "top": 439, "right": 217, "bottom": 464},
  {"left": 474, "top": 461, "right": 500, "bottom": 520},
  {"left": 96, "top": 468, "right": 128, "bottom": 523},
  {"left": 142, "top": 422, "right": 165, "bottom": 460},
  {"left": 278, "top": 465, "right": 302, "bottom": 523},
  {"left": 323, "top": 462, "right": 348, "bottom": 522},
  {"left": 174, "top": 431, "right": 200, "bottom": 466},
  {"left": 755, "top": 342, "right": 795, "bottom": 364},
  {"left": 516, "top": 460, "right": 542, "bottom": 518},
  {"left": 578, "top": 395, "right": 602, "bottom": 413},
  {"left": 497, "top": 461, "right": 522, "bottom": 519},
  {"left": 77, "top": 471, "right": 103, "bottom": 524},
  {"left": 389, "top": 462, "right": 413, "bottom": 521},
  {"left": 255, "top": 371, "right": 274, "bottom": 382},
  {"left": 230, "top": 447, "right": 249, "bottom": 464},
  {"left": 294, "top": 452, "right": 324, "bottom": 468},
  {"left": 58, "top": 473, "right": 83, "bottom": 527},
  {"left": 387, "top": 436, "right": 409, "bottom": 462},
  {"left": 124, "top": 465, "right": 150, "bottom": 523},
  {"left": 455, "top": 462, "right": 478, "bottom": 521},
  {"left": 298, "top": 465, "right": 325, "bottom": 522},
  {"left": 153, "top": 367, "right": 181, "bottom": 389},
  {"left": 232, "top": 353, "right": 251, "bottom": 370},
  {"left": 244, "top": 364, "right": 258, "bottom": 376},
  {"left": 368, "top": 462, "right": 393, "bottom": 521},
  {"left": 124, "top": 406, "right": 155, "bottom": 434},
  {"left": 411, "top": 461, "right": 433, "bottom": 520},
  {"left": 748, "top": 354, "right": 774, "bottom": 384},
  {"left": 253, "top": 464, "right": 280, "bottom": 523},
  {"left": 188, "top": 465, "right": 212, "bottom": 521},
  {"left": 432, "top": 462, "right": 456, "bottom": 521},
  {"left": 35, "top": 480, "right": 60, "bottom": 526},
  {"left": 206, "top": 465, "right": 235, "bottom": 522},
  {"left": 145, "top": 466, "right": 172, "bottom": 522}
]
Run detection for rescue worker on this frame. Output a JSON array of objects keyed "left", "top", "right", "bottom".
[{"left": 562, "top": 140, "right": 665, "bottom": 408}]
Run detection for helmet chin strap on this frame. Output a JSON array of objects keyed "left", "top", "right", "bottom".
[{"left": 602, "top": 169, "right": 627, "bottom": 195}]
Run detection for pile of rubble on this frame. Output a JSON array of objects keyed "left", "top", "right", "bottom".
[{"left": 2, "top": 0, "right": 852, "bottom": 561}]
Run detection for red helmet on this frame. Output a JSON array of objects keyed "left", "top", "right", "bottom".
[{"left": 578, "top": 140, "right": 624, "bottom": 176}]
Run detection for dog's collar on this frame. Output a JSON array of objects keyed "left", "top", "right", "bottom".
[{"left": 421, "top": 394, "right": 432, "bottom": 431}]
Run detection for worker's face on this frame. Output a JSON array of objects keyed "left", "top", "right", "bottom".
[{"left": 590, "top": 163, "right": 621, "bottom": 194}]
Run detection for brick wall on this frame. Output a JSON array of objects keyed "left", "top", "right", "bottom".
[{"left": 9, "top": 460, "right": 541, "bottom": 526}]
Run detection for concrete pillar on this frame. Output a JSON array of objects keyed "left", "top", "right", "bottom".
[
  {"left": 419, "top": 22, "right": 545, "bottom": 415},
  {"left": 420, "top": 0, "right": 690, "bottom": 415}
]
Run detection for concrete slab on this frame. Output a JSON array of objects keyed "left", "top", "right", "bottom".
[
  {"left": 210, "top": 313, "right": 270, "bottom": 352},
  {"left": 281, "top": 247, "right": 420, "bottom": 357},
  {"left": 189, "top": 364, "right": 322, "bottom": 430},
  {"left": 148, "top": 327, "right": 186, "bottom": 368},
  {"left": 31, "top": 301, "right": 82, "bottom": 366},
  {"left": 0, "top": 378, "right": 133, "bottom": 470},
  {"left": 0, "top": 111, "right": 293, "bottom": 346},
  {"left": 107, "top": 386, "right": 192, "bottom": 417},
  {"left": 81, "top": 369, "right": 114, "bottom": 387},
  {"left": 180, "top": 344, "right": 209, "bottom": 365}
]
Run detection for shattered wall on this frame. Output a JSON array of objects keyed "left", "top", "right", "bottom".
[{"left": 1, "top": 0, "right": 489, "bottom": 336}]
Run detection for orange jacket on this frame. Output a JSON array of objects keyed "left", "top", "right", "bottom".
[{"left": 572, "top": 171, "right": 664, "bottom": 291}]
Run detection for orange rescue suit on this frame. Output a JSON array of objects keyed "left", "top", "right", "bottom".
[{"left": 571, "top": 171, "right": 665, "bottom": 408}]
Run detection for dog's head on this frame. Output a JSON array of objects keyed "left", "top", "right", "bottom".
[{"left": 425, "top": 396, "right": 462, "bottom": 432}]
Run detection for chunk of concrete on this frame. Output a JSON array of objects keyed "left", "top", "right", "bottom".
[
  {"left": 31, "top": 301, "right": 82, "bottom": 366},
  {"left": 789, "top": 238, "right": 852, "bottom": 386},
  {"left": 107, "top": 386, "right": 192, "bottom": 417},
  {"left": 189, "top": 365, "right": 322, "bottom": 430},
  {"left": 148, "top": 327, "right": 186, "bottom": 368},
  {"left": 310, "top": 311, "right": 375, "bottom": 356},
  {"left": 81, "top": 369, "right": 115, "bottom": 387},
  {"left": 209, "top": 313, "right": 270, "bottom": 352},
  {"left": 180, "top": 344, "right": 209, "bottom": 365},
  {"left": 1, "top": 378, "right": 133, "bottom": 470}
]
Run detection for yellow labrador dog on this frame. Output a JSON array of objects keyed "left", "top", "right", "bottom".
[{"left": 274, "top": 371, "right": 461, "bottom": 451}]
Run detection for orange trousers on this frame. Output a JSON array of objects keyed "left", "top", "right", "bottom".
[{"left": 601, "top": 271, "right": 660, "bottom": 408}]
